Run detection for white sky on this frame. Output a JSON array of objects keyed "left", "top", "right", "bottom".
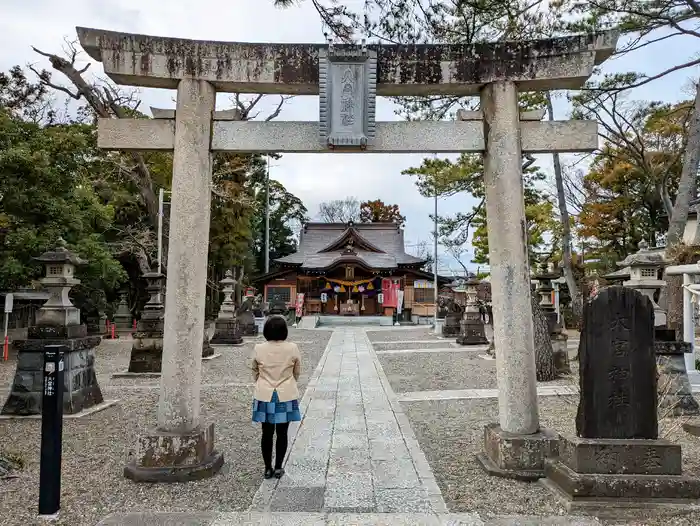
[{"left": 0, "top": 0, "right": 696, "bottom": 273}]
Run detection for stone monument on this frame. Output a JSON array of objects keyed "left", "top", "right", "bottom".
[
  {"left": 543, "top": 286, "right": 700, "bottom": 512},
  {"left": 210, "top": 270, "right": 243, "bottom": 345},
  {"left": 441, "top": 299, "right": 463, "bottom": 338},
  {"left": 535, "top": 263, "right": 570, "bottom": 374},
  {"left": 127, "top": 266, "right": 166, "bottom": 373},
  {"left": 236, "top": 296, "right": 258, "bottom": 337},
  {"left": 1, "top": 240, "right": 105, "bottom": 415},
  {"left": 112, "top": 292, "right": 132, "bottom": 333},
  {"left": 456, "top": 278, "right": 489, "bottom": 345}
]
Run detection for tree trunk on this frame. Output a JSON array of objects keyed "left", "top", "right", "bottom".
[
  {"left": 546, "top": 93, "right": 579, "bottom": 303},
  {"left": 669, "top": 83, "right": 700, "bottom": 246},
  {"left": 663, "top": 83, "right": 700, "bottom": 337},
  {"left": 532, "top": 295, "right": 557, "bottom": 381}
]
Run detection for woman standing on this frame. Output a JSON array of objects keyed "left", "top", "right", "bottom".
[{"left": 251, "top": 315, "right": 302, "bottom": 479}]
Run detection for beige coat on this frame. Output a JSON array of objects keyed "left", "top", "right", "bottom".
[{"left": 252, "top": 341, "right": 302, "bottom": 402}]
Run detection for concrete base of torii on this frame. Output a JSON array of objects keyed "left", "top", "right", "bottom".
[{"left": 124, "top": 423, "right": 224, "bottom": 482}]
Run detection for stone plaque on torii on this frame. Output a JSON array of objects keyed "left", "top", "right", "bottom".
[
  {"left": 318, "top": 40, "right": 377, "bottom": 149},
  {"left": 76, "top": 26, "right": 618, "bottom": 483}
]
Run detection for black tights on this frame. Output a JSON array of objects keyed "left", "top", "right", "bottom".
[{"left": 261, "top": 422, "right": 290, "bottom": 470}]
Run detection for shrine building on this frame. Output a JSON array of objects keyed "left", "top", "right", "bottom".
[{"left": 255, "top": 221, "right": 448, "bottom": 319}]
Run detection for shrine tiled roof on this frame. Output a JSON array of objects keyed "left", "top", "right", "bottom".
[{"left": 275, "top": 222, "right": 425, "bottom": 270}]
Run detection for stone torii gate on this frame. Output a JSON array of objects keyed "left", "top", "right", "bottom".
[{"left": 76, "top": 26, "right": 618, "bottom": 482}]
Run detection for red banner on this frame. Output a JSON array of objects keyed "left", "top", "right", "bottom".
[
  {"left": 295, "top": 293, "right": 305, "bottom": 317},
  {"left": 381, "top": 279, "right": 400, "bottom": 308}
]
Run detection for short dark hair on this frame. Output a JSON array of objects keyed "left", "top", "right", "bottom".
[{"left": 263, "top": 315, "right": 288, "bottom": 341}]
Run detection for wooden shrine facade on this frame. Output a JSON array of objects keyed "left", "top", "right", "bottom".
[{"left": 255, "top": 222, "right": 449, "bottom": 317}]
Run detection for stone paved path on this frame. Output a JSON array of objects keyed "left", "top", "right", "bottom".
[
  {"left": 251, "top": 327, "right": 446, "bottom": 514},
  {"left": 96, "top": 511, "right": 600, "bottom": 525}
]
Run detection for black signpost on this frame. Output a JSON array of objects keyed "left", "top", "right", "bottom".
[{"left": 38, "top": 345, "right": 65, "bottom": 518}]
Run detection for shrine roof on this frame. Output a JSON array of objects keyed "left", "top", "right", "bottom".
[{"left": 276, "top": 222, "right": 425, "bottom": 270}]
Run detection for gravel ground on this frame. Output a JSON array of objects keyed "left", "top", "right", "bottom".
[
  {"left": 403, "top": 396, "right": 700, "bottom": 526},
  {"left": 378, "top": 351, "right": 497, "bottom": 392},
  {"left": 366, "top": 328, "right": 445, "bottom": 343},
  {"left": 372, "top": 341, "right": 461, "bottom": 352},
  {"left": 0, "top": 329, "right": 331, "bottom": 526}
]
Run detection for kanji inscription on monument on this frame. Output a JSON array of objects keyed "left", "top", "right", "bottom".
[{"left": 319, "top": 44, "right": 377, "bottom": 148}]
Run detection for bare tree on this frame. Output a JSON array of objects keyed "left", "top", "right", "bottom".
[
  {"left": 532, "top": 295, "right": 557, "bottom": 381},
  {"left": 444, "top": 242, "right": 471, "bottom": 277},
  {"left": 407, "top": 239, "right": 435, "bottom": 272},
  {"left": 546, "top": 92, "right": 580, "bottom": 319},
  {"left": 317, "top": 197, "right": 361, "bottom": 223},
  {"left": 29, "top": 38, "right": 292, "bottom": 274}
]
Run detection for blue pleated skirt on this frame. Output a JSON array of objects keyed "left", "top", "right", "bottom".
[{"left": 252, "top": 390, "right": 302, "bottom": 424}]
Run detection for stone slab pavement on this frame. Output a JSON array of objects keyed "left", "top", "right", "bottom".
[
  {"left": 95, "top": 511, "right": 602, "bottom": 525},
  {"left": 250, "top": 328, "right": 446, "bottom": 514}
]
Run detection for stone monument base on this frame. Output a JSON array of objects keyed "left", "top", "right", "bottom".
[
  {"left": 210, "top": 319, "right": 243, "bottom": 345},
  {"left": 543, "top": 435, "right": 700, "bottom": 513},
  {"left": 683, "top": 419, "right": 700, "bottom": 436},
  {"left": 202, "top": 334, "right": 214, "bottom": 358},
  {"left": 1, "top": 326, "right": 104, "bottom": 416},
  {"left": 456, "top": 318, "right": 489, "bottom": 345},
  {"left": 124, "top": 422, "right": 224, "bottom": 482},
  {"left": 240, "top": 322, "right": 258, "bottom": 337},
  {"left": 127, "top": 334, "right": 218, "bottom": 374},
  {"left": 128, "top": 336, "right": 164, "bottom": 373},
  {"left": 476, "top": 422, "right": 559, "bottom": 481},
  {"left": 442, "top": 314, "right": 461, "bottom": 338}
]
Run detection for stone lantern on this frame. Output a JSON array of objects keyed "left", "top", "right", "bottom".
[
  {"left": 1, "top": 239, "right": 105, "bottom": 416},
  {"left": 113, "top": 291, "right": 133, "bottom": 334},
  {"left": 127, "top": 265, "right": 166, "bottom": 373},
  {"left": 535, "top": 262, "right": 570, "bottom": 375},
  {"left": 535, "top": 263, "right": 557, "bottom": 323},
  {"left": 456, "top": 278, "right": 488, "bottom": 345},
  {"left": 618, "top": 240, "right": 666, "bottom": 326},
  {"left": 122, "top": 264, "right": 216, "bottom": 374},
  {"left": 33, "top": 237, "right": 85, "bottom": 330},
  {"left": 210, "top": 270, "right": 243, "bottom": 345}
]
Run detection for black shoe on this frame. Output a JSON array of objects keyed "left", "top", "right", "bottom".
[
  {"left": 264, "top": 468, "right": 274, "bottom": 479},
  {"left": 274, "top": 468, "right": 285, "bottom": 479}
]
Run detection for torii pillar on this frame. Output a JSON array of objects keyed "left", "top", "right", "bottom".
[
  {"left": 125, "top": 79, "right": 224, "bottom": 482},
  {"left": 474, "top": 82, "right": 559, "bottom": 480}
]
